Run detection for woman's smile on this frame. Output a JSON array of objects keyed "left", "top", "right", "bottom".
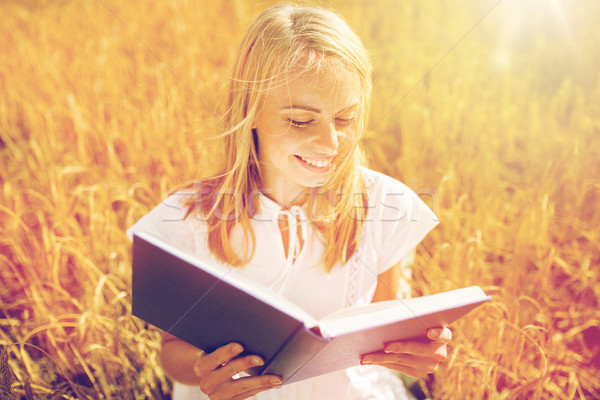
[{"left": 295, "top": 154, "right": 336, "bottom": 170}]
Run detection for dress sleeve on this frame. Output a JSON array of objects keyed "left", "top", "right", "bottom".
[
  {"left": 126, "top": 192, "right": 197, "bottom": 245},
  {"left": 373, "top": 175, "right": 439, "bottom": 275}
]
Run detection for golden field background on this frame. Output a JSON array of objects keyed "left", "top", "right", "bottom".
[{"left": 1, "top": 0, "right": 599, "bottom": 398}]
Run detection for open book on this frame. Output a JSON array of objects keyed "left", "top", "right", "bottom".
[{"left": 131, "top": 231, "right": 490, "bottom": 384}]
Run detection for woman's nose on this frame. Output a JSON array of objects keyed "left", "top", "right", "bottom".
[{"left": 313, "top": 121, "right": 339, "bottom": 151}]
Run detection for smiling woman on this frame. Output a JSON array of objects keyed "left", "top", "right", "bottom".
[
  {"left": 126, "top": 3, "right": 445, "bottom": 400},
  {"left": 181, "top": 4, "right": 375, "bottom": 272}
]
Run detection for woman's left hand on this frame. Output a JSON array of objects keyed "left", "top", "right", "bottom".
[{"left": 360, "top": 327, "right": 452, "bottom": 377}]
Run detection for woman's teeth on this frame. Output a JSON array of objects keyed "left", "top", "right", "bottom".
[{"left": 299, "top": 156, "right": 332, "bottom": 168}]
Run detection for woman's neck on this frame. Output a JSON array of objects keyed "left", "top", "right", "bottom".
[{"left": 260, "top": 179, "right": 309, "bottom": 209}]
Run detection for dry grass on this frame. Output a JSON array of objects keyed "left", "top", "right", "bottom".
[{"left": 1, "top": 0, "right": 599, "bottom": 398}]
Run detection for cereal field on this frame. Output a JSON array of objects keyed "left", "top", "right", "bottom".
[{"left": 1, "top": 0, "right": 599, "bottom": 398}]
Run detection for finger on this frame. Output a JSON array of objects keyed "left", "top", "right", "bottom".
[
  {"left": 229, "top": 376, "right": 283, "bottom": 400},
  {"left": 194, "top": 343, "right": 244, "bottom": 377},
  {"left": 362, "top": 353, "right": 441, "bottom": 376},
  {"left": 211, "top": 355, "right": 265, "bottom": 383},
  {"left": 362, "top": 352, "right": 415, "bottom": 367},
  {"left": 383, "top": 340, "right": 448, "bottom": 361},
  {"left": 212, "top": 375, "right": 282, "bottom": 400},
  {"left": 427, "top": 327, "right": 452, "bottom": 343},
  {"left": 199, "top": 354, "right": 264, "bottom": 396}
]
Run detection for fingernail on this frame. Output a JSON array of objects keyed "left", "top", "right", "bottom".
[
  {"left": 252, "top": 356, "right": 264, "bottom": 366},
  {"left": 270, "top": 377, "right": 282, "bottom": 385},
  {"left": 361, "top": 355, "right": 373, "bottom": 364},
  {"left": 231, "top": 343, "right": 243, "bottom": 354},
  {"left": 428, "top": 329, "right": 442, "bottom": 339}
]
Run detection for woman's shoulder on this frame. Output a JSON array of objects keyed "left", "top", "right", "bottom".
[
  {"left": 359, "top": 166, "right": 412, "bottom": 195},
  {"left": 358, "top": 166, "right": 437, "bottom": 225},
  {"left": 126, "top": 191, "right": 205, "bottom": 248}
]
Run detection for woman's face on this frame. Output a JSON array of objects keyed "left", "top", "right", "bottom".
[{"left": 252, "top": 68, "right": 360, "bottom": 206}]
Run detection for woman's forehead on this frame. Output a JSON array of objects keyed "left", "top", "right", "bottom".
[{"left": 263, "top": 67, "right": 361, "bottom": 111}]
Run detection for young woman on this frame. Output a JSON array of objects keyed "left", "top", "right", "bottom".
[{"left": 128, "top": 4, "right": 451, "bottom": 399}]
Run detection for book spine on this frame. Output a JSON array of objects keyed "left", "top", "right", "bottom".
[{"left": 261, "top": 325, "right": 329, "bottom": 384}]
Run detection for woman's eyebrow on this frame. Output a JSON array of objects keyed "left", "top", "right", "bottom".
[
  {"left": 281, "top": 103, "right": 358, "bottom": 114},
  {"left": 281, "top": 105, "right": 321, "bottom": 113}
]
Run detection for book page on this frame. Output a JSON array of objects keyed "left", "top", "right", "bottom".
[{"left": 318, "top": 286, "right": 488, "bottom": 337}]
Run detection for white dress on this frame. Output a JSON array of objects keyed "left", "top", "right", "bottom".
[{"left": 127, "top": 167, "right": 438, "bottom": 400}]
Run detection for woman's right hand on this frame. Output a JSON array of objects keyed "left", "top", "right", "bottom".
[{"left": 193, "top": 342, "right": 283, "bottom": 400}]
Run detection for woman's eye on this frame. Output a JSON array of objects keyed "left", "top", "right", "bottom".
[
  {"left": 288, "top": 119, "right": 313, "bottom": 128},
  {"left": 335, "top": 118, "right": 354, "bottom": 127}
]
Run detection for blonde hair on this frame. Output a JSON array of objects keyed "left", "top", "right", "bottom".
[{"left": 185, "top": 3, "right": 373, "bottom": 271}]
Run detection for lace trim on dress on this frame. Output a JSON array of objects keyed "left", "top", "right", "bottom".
[{"left": 344, "top": 248, "right": 361, "bottom": 308}]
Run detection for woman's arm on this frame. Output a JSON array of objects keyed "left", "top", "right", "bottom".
[
  {"left": 371, "top": 261, "right": 401, "bottom": 302},
  {"left": 160, "top": 331, "right": 282, "bottom": 399},
  {"left": 365, "top": 260, "right": 452, "bottom": 377},
  {"left": 160, "top": 332, "right": 205, "bottom": 385}
]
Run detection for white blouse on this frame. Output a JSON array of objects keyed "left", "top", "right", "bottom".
[{"left": 127, "top": 167, "right": 438, "bottom": 400}]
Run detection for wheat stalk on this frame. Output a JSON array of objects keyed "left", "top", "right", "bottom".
[{"left": 0, "top": 345, "right": 14, "bottom": 396}]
